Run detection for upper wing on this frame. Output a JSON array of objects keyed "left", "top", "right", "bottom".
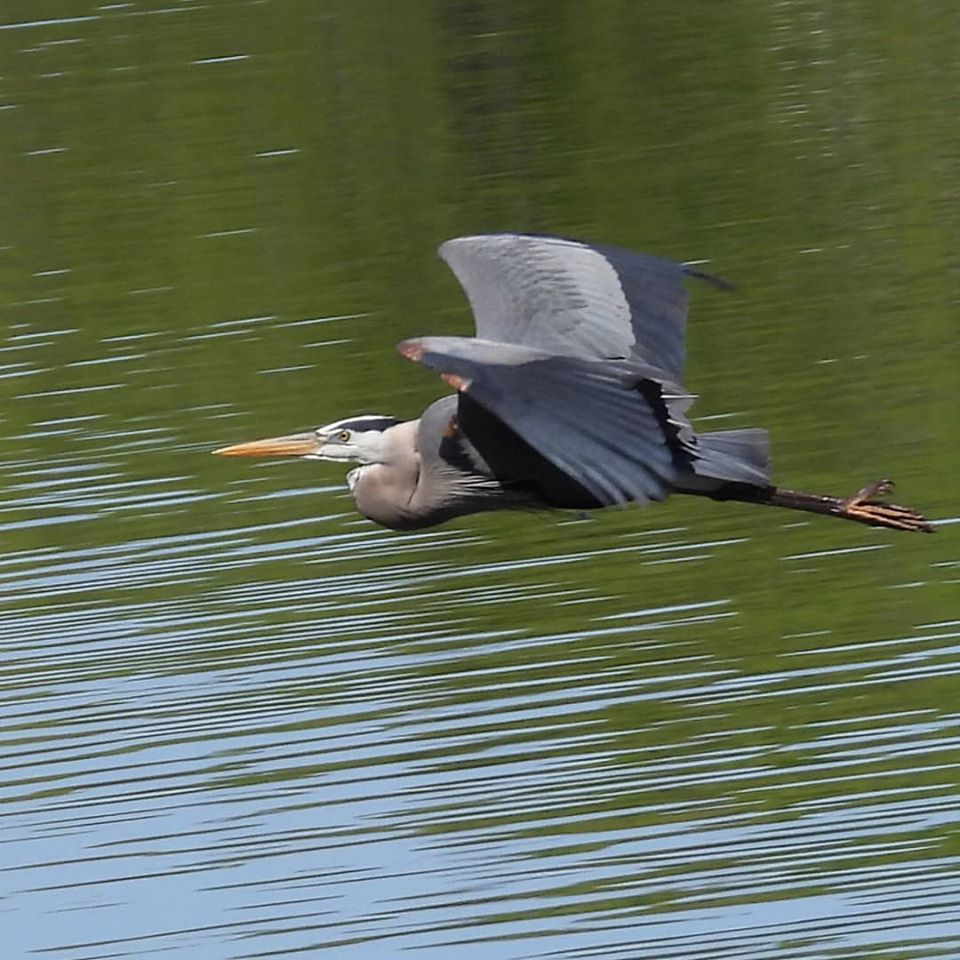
[
  {"left": 398, "top": 336, "right": 697, "bottom": 506},
  {"left": 438, "top": 233, "right": 730, "bottom": 381}
]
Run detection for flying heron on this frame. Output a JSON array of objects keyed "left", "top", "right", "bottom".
[{"left": 215, "top": 233, "right": 932, "bottom": 534}]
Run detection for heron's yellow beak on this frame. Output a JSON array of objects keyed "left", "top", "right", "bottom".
[{"left": 213, "top": 432, "right": 321, "bottom": 458}]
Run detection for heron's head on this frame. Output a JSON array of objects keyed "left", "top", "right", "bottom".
[{"left": 214, "top": 415, "right": 402, "bottom": 465}]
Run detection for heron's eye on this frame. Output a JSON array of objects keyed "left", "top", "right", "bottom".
[{"left": 338, "top": 430, "right": 351, "bottom": 442}]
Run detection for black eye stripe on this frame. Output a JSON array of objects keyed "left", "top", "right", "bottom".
[{"left": 326, "top": 416, "right": 400, "bottom": 433}]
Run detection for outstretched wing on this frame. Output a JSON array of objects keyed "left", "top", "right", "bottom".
[
  {"left": 438, "top": 233, "right": 729, "bottom": 381},
  {"left": 398, "top": 336, "right": 697, "bottom": 506}
]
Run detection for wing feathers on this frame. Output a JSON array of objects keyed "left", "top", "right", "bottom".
[
  {"left": 399, "top": 336, "right": 694, "bottom": 506},
  {"left": 439, "top": 234, "right": 730, "bottom": 380}
]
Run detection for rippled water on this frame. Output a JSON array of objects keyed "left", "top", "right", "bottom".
[{"left": 2, "top": 3, "right": 959, "bottom": 959}]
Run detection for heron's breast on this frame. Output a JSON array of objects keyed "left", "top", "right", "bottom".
[{"left": 348, "top": 461, "right": 437, "bottom": 530}]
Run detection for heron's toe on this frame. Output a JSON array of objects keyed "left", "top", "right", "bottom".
[{"left": 846, "top": 478, "right": 895, "bottom": 507}]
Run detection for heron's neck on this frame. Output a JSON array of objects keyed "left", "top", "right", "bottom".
[{"left": 347, "top": 422, "right": 424, "bottom": 530}]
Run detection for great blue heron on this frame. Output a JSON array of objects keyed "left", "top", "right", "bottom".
[{"left": 215, "top": 233, "right": 932, "bottom": 534}]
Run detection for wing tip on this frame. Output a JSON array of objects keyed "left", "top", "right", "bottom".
[
  {"left": 397, "top": 338, "right": 425, "bottom": 362},
  {"left": 682, "top": 263, "right": 736, "bottom": 293},
  {"left": 441, "top": 372, "right": 472, "bottom": 392},
  {"left": 397, "top": 338, "right": 473, "bottom": 393}
]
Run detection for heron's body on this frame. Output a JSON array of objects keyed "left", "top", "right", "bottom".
[
  {"left": 216, "top": 233, "right": 932, "bottom": 534},
  {"left": 351, "top": 393, "right": 735, "bottom": 531}
]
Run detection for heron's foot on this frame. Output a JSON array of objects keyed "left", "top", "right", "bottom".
[{"left": 841, "top": 479, "right": 934, "bottom": 533}]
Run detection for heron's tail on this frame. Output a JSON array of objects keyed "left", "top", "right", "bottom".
[
  {"left": 694, "top": 428, "right": 772, "bottom": 486},
  {"left": 717, "top": 479, "right": 933, "bottom": 533}
]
